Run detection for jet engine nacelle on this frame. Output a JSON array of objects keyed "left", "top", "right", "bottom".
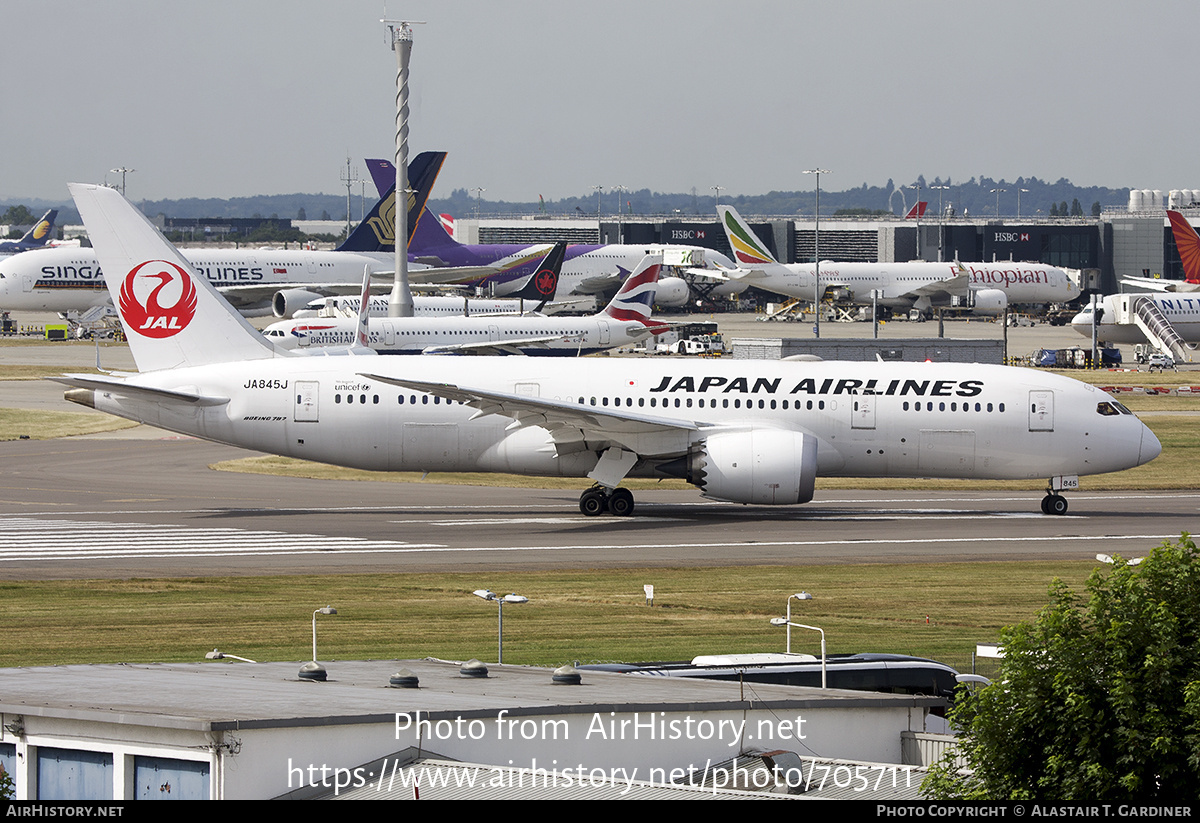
[
  {"left": 662, "top": 428, "right": 818, "bottom": 505},
  {"left": 273, "top": 289, "right": 326, "bottom": 318},
  {"left": 654, "top": 277, "right": 691, "bottom": 308},
  {"left": 971, "top": 288, "right": 1007, "bottom": 316}
]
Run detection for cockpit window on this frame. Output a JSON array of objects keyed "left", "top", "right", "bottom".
[{"left": 1096, "top": 402, "right": 1132, "bottom": 416}]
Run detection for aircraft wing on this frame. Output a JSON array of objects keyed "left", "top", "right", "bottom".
[
  {"left": 50, "top": 374, "right": 231, "bottom": 406},
  {"left": 906, "top": 266, "right": 969, "bottom": 297},
  {"left": 573, "top": 272, "right": 624, "bottom": 294},
  {"left": 1119, "top": 275, "right": 1200, "bottom": 293},
  {"left": 402, "top": 264, "right": 504, "bottom": 284},
  {"left": 358, "top": 374, "right": 698, "bottom": 457}
]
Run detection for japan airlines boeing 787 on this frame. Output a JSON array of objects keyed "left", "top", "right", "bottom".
[{"left": 56, "top": 184, "right": 1159, "bottom": 517}]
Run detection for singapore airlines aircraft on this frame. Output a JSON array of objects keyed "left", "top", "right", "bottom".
[
  {"left": 0, "top": 152, "right": 446, "bottom": 317},
  {"left": 56, "top": 184, "right": 1160, "bottom": 517},
  {"left": 717, "top": 205, "right": 1078, "bottom": 313},
  {"left": 262, "top": 251, "right": 665, "bottom": 356}
]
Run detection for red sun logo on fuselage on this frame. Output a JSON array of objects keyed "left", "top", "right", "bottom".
[{"left": 119, "top": 260, "right": 198, "bottom": 338}]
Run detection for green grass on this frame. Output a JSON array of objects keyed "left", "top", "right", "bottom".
[
  {"left": 0, "top": 408, "right": 138, "bottom": 440},
  {"left": 0, "top": 561, "right": 1110, "bottom": 672}
]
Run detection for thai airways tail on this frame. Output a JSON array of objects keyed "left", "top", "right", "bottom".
[
  {"left": 410, "top": 204, "right": 464, "bottom": 260},
  {"left": 601, "top": 254, "right": 662, "bottom": 326},
  {"left": 337, "top": 151, "right": 447, "bottom": 253},
  {"left": 67, "top": 183, "right": 277, "bottom": 373},
  {"left": 1166, "top": 210, "right": 1200, "bottom": 284},
  {"left": 717, "top": 205, "right": 779, "bottom": 266}
]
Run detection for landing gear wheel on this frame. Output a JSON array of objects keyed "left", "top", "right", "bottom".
[
  {"left": 608, "top": 488, "right": 635, "bottom": 517},
  {"left": 580, "top": 488, "right": 608, "bottom": 516},
  {"left": 1041, "top": 493, "right": 1068, "bottom": 516}
]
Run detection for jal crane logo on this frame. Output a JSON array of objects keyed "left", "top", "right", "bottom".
[{"left": 118, "top": 260, "right": 198, "bottom": 338}]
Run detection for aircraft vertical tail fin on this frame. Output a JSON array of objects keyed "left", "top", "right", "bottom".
[
  {"left": 508, "top": 241, "right": 566, "bottom": 306},
  {"left": 19, "top": 209, "right": 58, "bottom": 246},
  {"left": 717, "top": 205, "right": 779, "bottom": 266},
  {"left": 1167, "top": 210, "right": 1200, "bottom": 284},
  {"left": 905, "top": 201, "right": 928, "bottom": 219},
  {"left": 410, "top": 204, "right": 464, "bottom": 257},
  {"left": 602, "top": 254, "right": 662, "bottom": 325},
  {"left": 68, "top": 183, "right": 277, "bottom": 373},
  {"left": 337, "top": 151, "right": 447, "bottom": 253}
]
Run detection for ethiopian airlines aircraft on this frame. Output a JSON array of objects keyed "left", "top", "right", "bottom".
[
  {"left": 56, "top": 184, "right": 1159, "bottom": 517},
  {"left": 717, "top": 205, "right": 1078, "bottom": 313}
]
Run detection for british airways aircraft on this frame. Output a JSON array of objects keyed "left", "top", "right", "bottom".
[
  {"left": 717, "top": 205, "right": 1078, "bottom": 314},
  {"left": 56, "top": 183, "right": 1160, "bottom": 518},
  {"left": 262, "top": 250, "right": 665, "bottom": 356},
  {"left": 0, "top": 153, "right": 446, "bottom": 317}
]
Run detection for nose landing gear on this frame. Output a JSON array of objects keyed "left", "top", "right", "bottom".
[{"left": 1041, "top": 492, "right": 1069, "bottom": 515}]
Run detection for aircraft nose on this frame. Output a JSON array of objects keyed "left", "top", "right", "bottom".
[
  {"left": 1069, "top": 311, "right": 1091, "bottom": 336},
  {"left": 1139, "top": 423, "right": 1162, "bottom": 466}
]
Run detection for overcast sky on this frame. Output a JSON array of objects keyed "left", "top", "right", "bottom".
[{"left": 3, "top": 0, "right": 1195, "bottom": 204}]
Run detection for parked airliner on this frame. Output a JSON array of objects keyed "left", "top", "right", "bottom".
[
  {"left": 406, "top": 205, "right": 734, "bottom": 307},
  {"left": 263, "top": 251, "right": 664, "bottom": 356},
  {"left": 1071, "top": 293, "right": 1200, "bottom": 344},
  {"left": 57, "top": 184, "right": 1160, "bottom": 517},
  {"left": 1121, "top": 210, "right": 1200, "bottom": 293},
  {"left": 0, "top": 153, "right": 446, "bottom": 317},
  {"left": 717, "top": 205, "right": 1078, "bottom": 313}
]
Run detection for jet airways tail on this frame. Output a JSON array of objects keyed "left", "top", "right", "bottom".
[
  {"left": 717, "top": 205, "right": 779, "bottom": 266},
  {"left": 601, "top": 254, "right": 662, "bottom": 325},
  {"left": 68, "top": 183, "right": 277, "bottom": 372},
  {"left": 337, "top": 151, "right": 447, "bottom": 253},
  {"left": 19, "top": 209, "right": 57, "bottom": 246},
  {"left": 1166, "top": 210, "right": 1200, "bottom": 284}
]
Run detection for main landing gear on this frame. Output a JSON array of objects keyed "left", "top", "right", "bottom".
[
  {"left": 1040, "top": 492, "right": 1069, "bottom": 516},
  {"left": 579, "top": 485, "right": 635, "bottom": 517}
]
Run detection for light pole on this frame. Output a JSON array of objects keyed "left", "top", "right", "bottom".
[
  {"left": 991, "top": 187, "right": 1007, "bottom": 217},
  {"left": 769, "top": 592, "right": 826, "bottom": 688},
  {"left": 592, "top": 185, "right": 604, "bottom": 218},
  {"left": 474, "top": 589, "right": 528, "bottom": 664},
  {"left": 110, "top": 167, "right": 135, "bottom": 196},
  {"left": 299, "top": 606, "right": 337, "bottom": 681},
  {"left": 472, "top": 187, "right": 486, "bottom": 220},
  {"left": 1017, "top": 188, "right": 1029, "bottom": 220},
  {"left": 802, "top": 168, "right": 829, "bottom": 338},
  {"left": 930, "top": 185, "right": 950, "bottom": 262},
  {"left": 340, "top": 157, "right": 360, "bottom": 242},
  {"left": 712, "top": 185, "right": 724, "bottom": 208}
]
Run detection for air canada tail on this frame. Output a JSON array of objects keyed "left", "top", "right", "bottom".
[
  {"left": 717, "top": 205, "right": 779, "bottom": 266},
  {"left": 337, "top": 151, "right": 447, "bottom": 253},
  {"left": 601, "top": 254, "right": 662, "bottom": 325},
  {"left": 1167, "top": 210, "right": 1200, "bottom": 284},
  {"left": 68, "top": 183, "right": 277, "bottom": 373},
  {"left": 507, "top": 241, "right": 566, "bottom": 305}
]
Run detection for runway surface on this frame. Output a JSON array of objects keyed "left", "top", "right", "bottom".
[{"left": 1, "top": 435, "right": 1195, "bottom": 580}]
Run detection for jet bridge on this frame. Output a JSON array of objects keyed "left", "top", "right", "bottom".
[{"left": 1115, "top": 295, "right": 1191, "bottom": 362}]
